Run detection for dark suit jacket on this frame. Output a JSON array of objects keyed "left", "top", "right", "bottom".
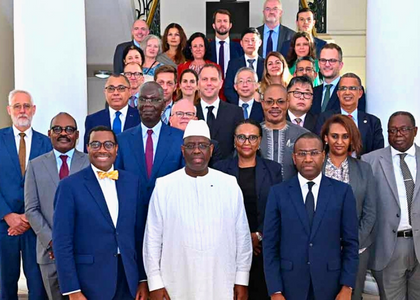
[
  {"left": 115, "top": 123, "right": 184, "bottom": 203},
  {"left": 323, "top": 156, "right": 376, "bottom": 249},
  {"left": 225, "top": 55, "right": 264, "bottom": 104},
  {"left": 257, "top": 24, "right": 296, "bottom": 57},
  {"left": 213, "top": 156, "right": 282, "bottom": 233},
  {"left": 280, "top": 37, "right": 327, "bottom": 59},
  {"left": 0, "top": 127, "right": 52, "bottom": 222},
  {"left": 209, "top": 39, "right": 244, "bottom": 70},
  {"left": 310, "top": 83, "right": 366, "bottom": 115},
  {"left": 263, "top": 175, "right": 359, "bottom": 299},
  {"left": 53, "top": 167, "right": 146, "bottom": 299},
  {"left": 286, "top": 111, "right": 318, "bottom": 133},
  {"left": 249, "top": 101, "right": 265, "bottom": 123},
  {"left": 84, "top": 106, "right": 141, "bottom": 152},
  {"left": 315, "top": 109, "right": 384, "bottom": 155},
  {"left": 113, "top": 40, "right": 134, "bottom": 74},
  {"left": 196, "top": 100, "right": 244, "bottom": 159}
]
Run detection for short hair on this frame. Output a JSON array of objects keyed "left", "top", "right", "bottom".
[
  {"left": 87, "top": 125, "right": 118, "bottom": 145},
  {"left": 212, "top": 9, "right": 232, "bottom": 23},
  {"left": 264, "top": 83, "right": 287, "bottom": 99},
  {"left": 8, "top": 90, "right": 33, "bottom": 105},
  {"left": 296, "top": 7, "right": 314, "bottom": 21},
  {"left": 122, "top": 45, "right": 145, "bottom": 67},
  {"left": 263, "top": 0, "right": 282, "bottom": 9},
  {"left": 241, "top": 27, "right": 261, "bottom": 40},
  {"left": 49, "top": 112, "right": 78, "bottom": 129},
  {"left": 184, "top": 32, "right": 212, "bottom": 61},
  {"left": 171, "top": 98, "right": 197, "bottom": 114},
  {"left": 235, "top": 118, "right": 263, "bottom": 138},
  {"left": 140, "top": 81, "right": 164, "bottom": 100},
  {"left": 320, "top": 114, "right": 363, "bottom": 157},
  {"left": 140, "top": 34, "right": 162, "bottom": 56},
  {"left": 286, "top": 32, "right": 316, "bottom": 66},
  {"left": 199, "top": 63, "right": 223, "bottom": 81},
  {"left": 161, "top": 23, "right": 187, "bottom": 64},
  {"left": 340, "top": 73, "right": 362, "bottom": 86},
  {"left": 123, "top": 62, "right": 142, "bottom": 71},
  {"left": 388, "top": 111, "right": 416, "bottom": 128},
  {"left": 321, "top": 43, "right": 343, "bottom": 61},
  {"left": 296, "top": 56, "right": 315, "bottom": 67},
  {"left": 154, "top": 65, "right": 177, "bottom": 83},
  {"left": 234, "top": 67, "right": 258, "bottom": 84},
  {"left": 293, "top": 132, "right": 324, "bottom": 152},
  {"left": 106, "top": 73, "right": 130, "bottom": 87},
  {"left": 287, "top": 76, "right": 313, "bottom": 92}
]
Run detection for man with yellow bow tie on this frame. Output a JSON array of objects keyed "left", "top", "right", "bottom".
[{"left": 53, "top": 125, "right": 149, "bottom": 300}]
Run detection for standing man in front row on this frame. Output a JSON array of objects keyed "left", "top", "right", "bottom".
[
  {"left": 362, "top": 111, "right": 420, "bottom": 299},
  {"left": 264, "top": 132, "right": 359, "bottom": 300},
  {"left": 53, "top": 126, "right": 149, "bottom": 299},
  {"left": 143, "top": 120, "right": 252, "bottom": 300},
  {"left": 25, "top": 112, "right": 90, "bottom": 299}
]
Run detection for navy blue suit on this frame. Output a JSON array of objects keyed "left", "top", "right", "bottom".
[
  {"left": 225, "top": 56, "right": 264, "bottom": 104},
  {"left": 209, "top": 39, "right": 244, "bottom": 72},
  {"left": 310, "top": 83, "right": 366, "bottom": 115},
  {"left": 115, "top": 123, "right": 184, "bottom": 204},
  {"left": 84, "top": 106, "right": 141, "bottom": 152},
  {"left": 113, "top": 40, "right": 134, "bottom": 74},
  {"left": 263, "top": 175, "right": 359, "bottom": 299},
  {"left": 257, "top": 24, "right": 296, "bottom": 57},
  {"left": 315, "top": 109, "right": 384, "bottom": 155},
  {"left": 53, "top": 167, "right": 146, "bottom": 299},
  {"left": 0, "top": 127, "right": 51, "bottom": 299},
  {"left": 249, "top": 101, "right": 265, "bottom": 123},
  {"left": 280, "top": 37, "right": 327, "bottom": 59}
]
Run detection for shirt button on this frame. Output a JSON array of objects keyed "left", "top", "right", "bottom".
[
  {"left": 309, "top": 243, "right": 313, "bottom": 247},
  {"left": 307, "top": 262, "right": 310, "bottom": 265}
]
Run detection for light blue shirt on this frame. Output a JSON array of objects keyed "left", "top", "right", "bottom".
[
  {"left": 161, "top": 101, "right": 173, "bottom": 124},
  {"left": 340, "top": 108, "right": 358, "bottom": 127},
  {"left": 263, "top": 24, "right": 279, "bottom": 58},
  {"left": 53, "top": 148, "right": 75, "bottom": 173},
  {"left": 322, "top": 76, "right": 341, "bottom": 105},
  {"left": 141, "top": 121, "right": 163, "bottom": 161},
  {"left": 133, "top": 39, "right": 140, "bottom": 48}
]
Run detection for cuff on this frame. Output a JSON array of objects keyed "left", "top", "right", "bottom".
[
  {"left": 63, "top": 289, "right": 81, "bottom": 296},
  {"left": 147, "top": 274, "right": 165, "bottom": 292},
  {"left": 235, "top": 271, "right": 250, "bottom": 286}
]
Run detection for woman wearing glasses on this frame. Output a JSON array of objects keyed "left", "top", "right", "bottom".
[
  {"left": 320, "top": 114, "right": 377, "bottom": 300},
  {"left": 214, "top": 119, "right": 282, "bottom": 300}
]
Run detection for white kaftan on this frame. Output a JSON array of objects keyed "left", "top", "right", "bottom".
[{"left": 143, "top": 168, "right": 252, "bottom": 300}]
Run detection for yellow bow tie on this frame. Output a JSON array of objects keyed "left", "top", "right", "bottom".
[{"left": 97, "top": 170, "right": 119, "bottom": 180}]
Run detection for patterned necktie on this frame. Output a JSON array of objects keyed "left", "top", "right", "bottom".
[
  {"left": 399, "top": 153, "right": 414, "bottom": 224},
  {"left": 59, "top": 155, "right": 69, "bottom": 180},
  {"left": 306, "top": 181, "right": 315, "bottom": 227},
  {"left": 242, "top": 103, "right": 249, "bottom": 119},
  {"left": 206, "top": 106, "right": 215, "bottom": 129},
  {"left": 145, "top": 129, "right": 154, "bottom": 178},
  {"left": 18, "top": 133, "right": 26, "bottom": 176},
  {"left": 219, "top": 41, "right": 225, "bottom": 74},
  {"left": 295, "top": 118, "right": 302, "bottom": 127},
  {"left": 247, "top": 59, "right": 256, "bottom": 70},
  {"left": 266, "top": 30, "right": 274, "bottom": 56},
  {"left": 113, "top": 111, "right": 122, "bottom": 134},
  {"left": 321, "top": 84, "right": 332, "bottom": 112},
  {"left": 97, "top": 170, "right": 119, "bottom": 180},
  {"left": 161, "top": 105, "right": 171, "bottom": 124}
]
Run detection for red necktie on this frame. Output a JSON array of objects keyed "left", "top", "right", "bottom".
[
  {"left": 59, "top": 155, "right": 69, "bottom": 180},
  {"left": 145, "top": 129, "right": 153, "bottom": 178}
]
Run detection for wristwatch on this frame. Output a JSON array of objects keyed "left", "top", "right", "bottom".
[{"left": 255, "top": 232, "right": 263, "bottom": 242}]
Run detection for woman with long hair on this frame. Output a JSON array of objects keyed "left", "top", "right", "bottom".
[
  {"left": 259, "top": 52, "right": 290, "bottom": 95},
  {"left": 176, "top": 69, "right": 200, "bottom": 105},
  {"left": 140, "top": 34, "right": 163, "bottom": 79},
  {"left": 158, "top": 23, "right": 187, "bottom": 67}
]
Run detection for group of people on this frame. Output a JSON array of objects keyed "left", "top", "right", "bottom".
[{"left": 0, "top": 0, "right": 418, "bottom": 300}]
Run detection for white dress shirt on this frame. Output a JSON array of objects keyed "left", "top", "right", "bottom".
[
  {"left": 391, "top": 144, "right": 417, "bottom": 231},
  {"left": 108, "top": 105, "right": 129, "bottom": 131},
  {"left": 12, "top": 126, "right": 33, "bottom": 170},
  {"left": 297, "top": 172, "right": 322, "bottom": 210},
  {"left": 141, "top": 121, "right": 163, "bottom": 161},
  {"left": 288, "top": 111, "right": 307, "bottom": 127},
  {"left": 238, "top": 99, "right": 254, "bottom": 117},
  {"left": 215, "top": 36, "right": 231, "bottom": 75},
  {"left": 200, "top": 98, "right": 221, "bottom": 121},
  {"left": 53, "top": 148, "right": 75, "bottom": 173}
]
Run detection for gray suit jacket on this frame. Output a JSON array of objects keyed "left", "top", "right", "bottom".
[
  {"left": 25, "top": 149, "right": 90, "bottom": 264},
  {"left": 362, "top": 145, "right": 420, "bottom": 271}
]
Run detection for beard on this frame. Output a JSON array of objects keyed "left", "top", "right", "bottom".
[
  {"left": 215, "top": 28, "right": 229, "bottom": 36},
  {"left": 13, "top": 114, "right": 32, "bottom": 128}
]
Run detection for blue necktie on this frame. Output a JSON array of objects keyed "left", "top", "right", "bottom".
[
  {"left": 113, "top": 111, "right": 122, "bottom": 134},
  {"left": 266, "top": 30, "right": 274, "bottom": 56},
  {"left": 247, "top": 59, "right": 256, "bottom": 69},
  {"left": 242, "top": 103, "right": 249, "bottom": 119}
]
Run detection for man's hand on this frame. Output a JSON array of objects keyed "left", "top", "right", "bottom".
[
  {"left": 68, "top": 292, "right": 87, "bottom": 300},
  {"left": 271, "top": 293, "right": 286, "bottom": 300},
  {"left": 251, "top": 233, "right": 261, "bottom": 256},
  {"left": 234, "top": 284, "right": 248, "bottom": 300},
  {"left": 5, "top": 213, "right": 30, "bottom": 236},
  {"left": 135, "top": 281, "right": 149, "bottom": 300},
  {"left": 150, "top": 287, "right": 171, "bottom": 300},
  {"left": 335, "top": 286, "right": 352, "bottom": 300}
]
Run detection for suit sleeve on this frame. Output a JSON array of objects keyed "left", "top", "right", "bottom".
[
  {"left": 224, "top": 60, "right": 239, "bottom": 104},
  {"left": 113, "top": 44, "right": 124, "bottom": 74},
  {"left": 263, "top": 187, "right": 284, "bottom": 295},
  {"left": 339, "top": 184, "right": 359, "bottom": 288},
  {"left": 372, "top": 117, "right": 385, "bottom": 151},
  {"left": 115, "top": 138, "right": 125, "bottom": 170},
  {"left": 358, "top": 90, "right": 366, "bottom": 112},
  {"left": 24, "top": 161, "right": 52, "bottom": 248},
  {"left": 358, "top": 164, "right": 377, "bottom": 248},
  {"left": 0, "top": 187, "right": 13, "bottom": 220}
]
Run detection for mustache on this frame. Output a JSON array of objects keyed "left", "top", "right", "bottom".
[{"left": 58, "top": 136, "right": 71, "bottom": 142}]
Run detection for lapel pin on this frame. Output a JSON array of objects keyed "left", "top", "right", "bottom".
[{"left": 364, "top": 120, "right": 367, "bottom": 123}]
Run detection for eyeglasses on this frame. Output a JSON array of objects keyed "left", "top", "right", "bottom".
[
  {"left": 172, "top": 111, "right": 196, "bottom": 118},
  {"left": 105, "top": 85, "right": 129, "bottom": 93},
  {"left": 11, "top": 103, "right": 32, "bottom": 111},
  {"left": 183, "top": 143, "right": 211, "bottom": 150},
  {"left": 296, "top": 67, "right": 314, "bottom": 73},
  {"left": 319, "top": 58, "right": 341, "bottom": 65},
  {"left": 123, "top": 72, "right": 143, "bottom": 78},
  {"left": 262, "top": 99, "right": 287, "bottom": 106},
  {"left": 138, "top": 97, "right": 164, "bottom": 105},
  {"left": 235, "top": 134, "right": 260, "bottom": 144},
  {"left": 288, "top": 91, "right": 313, "bottom": 99},
  {"left": 236, "top": 79, "right": 256, "bottom": 86},
  {"left": 294, "top": 150, "right": 323, "bottom": 158},
  {"left": 89, "top": 141, "right": 116, "bottom": 151},
  {"left": 264, "top": 7, "right": 280, "bottom": 12},
  {"left": 51, "top": 126, "right": 77, "bottom": 135},
  {"left": 388, "top": 127, "right": 415, "bottom": 135},
  {"left": 337, "top": 86, "right": 361, "bottom": 92}
]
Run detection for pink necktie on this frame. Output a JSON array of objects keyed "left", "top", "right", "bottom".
[{"left": 145, "top": 129, "right": 153, "bottom": 178}]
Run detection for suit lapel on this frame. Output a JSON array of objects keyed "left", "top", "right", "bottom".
[
  {"left": 326, "top": 86, "right": 339, "bottom": 111},
  {"left": 42, "top": 151, "right": 60, "bottom": 188},
  {"left": 379, "top": 148, "right": 400, "bottom": 206},
  {"left": 103, "top": 109, "right": 112, "bottom": 129},
  {"left": 310, "top": 175, "right": 332, "bottom": 239},
  {"left": 70, "top": 150, "right": 87, "bottom": 175},
  {"left": 277, "top": 25, "right": 286, "bottom": 51},
  {"left": 128, "top": 126, "right": 147, "bottom": 182},
  {"left": 2, "top": 128, "right": 21, "bottom": 177},
  {"left": 289, "top": 177, "right": 311, "bottom": 235},
  {"left": 196, "top": 103, "right": 205, "bottom": 120},
  {"left": 115, "top": 172, "right": 131, "bottom": 228},
  {"left": 151, "top": 124, "right": 172, "bottom": 180},
  {"left": 413, "top": 145, "right": 420, "bottom": 201},
  {"left": 29, "top": 130, "right": 43, "bottom": 160},
  {"left": 257, "top": 57, "right": 264, "bottom": 79},
  {"left": 348, "top": 157, "right": 359, "bottom": 192},
  {"left": 255, "top": 157, "right": 266, "bottom": 200},
  {"left": 357, "top": 111, "right": 369, "bottom": 149}
]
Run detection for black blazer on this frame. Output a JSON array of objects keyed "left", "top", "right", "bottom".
[
  {"left": 286, "top": 111, "right": 318, "bottom": 133},
  {"left": 213, "top": 156, "right": 282, "bottom": 233},
  {"left": 225, "top": 55, "right": 264, "bottom": 104},
  {"left": 249, "top": 101, "right": 265, "bottom": 123},
  {"left": 196, "top": 100, "right": 244, "bottom": 159},
  {"left": 310, "top": 83, "right": 366, "bottom": 115},
  {"left": 209, "top": 39, "right": 244, "bottom": 72},
  {"left": 315, "top": 109, "right": 384, "bottom": 155},
  {"left": 257, "top": 24, "right": 296, "bottom": 57},
  {"left": 113, "top": 40, "right": 134, "bottom": 74}
]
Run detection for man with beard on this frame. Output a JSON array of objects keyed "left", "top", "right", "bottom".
[
  {"left": 143, "top": 120, "right": 252, "bottom": 300},
  {"left": 209, "top": 9, "right": 243, "bottom": 77},
  {"left": 123, "top": 62, "right": 145, "bottom": 108},
  {"left": 154, "top": 65, "right": 177, "bottom": 124},
  {"left": 0, "top": 90, "right": 51, "bottom": 299},
  {"left": 260, "top": 84, "right": 308, "bottom": 180}
]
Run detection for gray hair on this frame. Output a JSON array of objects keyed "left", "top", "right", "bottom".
[
  {"left": 8, "top": 90, "right": 34, "bottom": 105},
  {"left": 140, "top": 34, "right": 162, "bottom": 56},
  {"left": 234, "top": 67, "right": 259, "bottom": 84}
]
